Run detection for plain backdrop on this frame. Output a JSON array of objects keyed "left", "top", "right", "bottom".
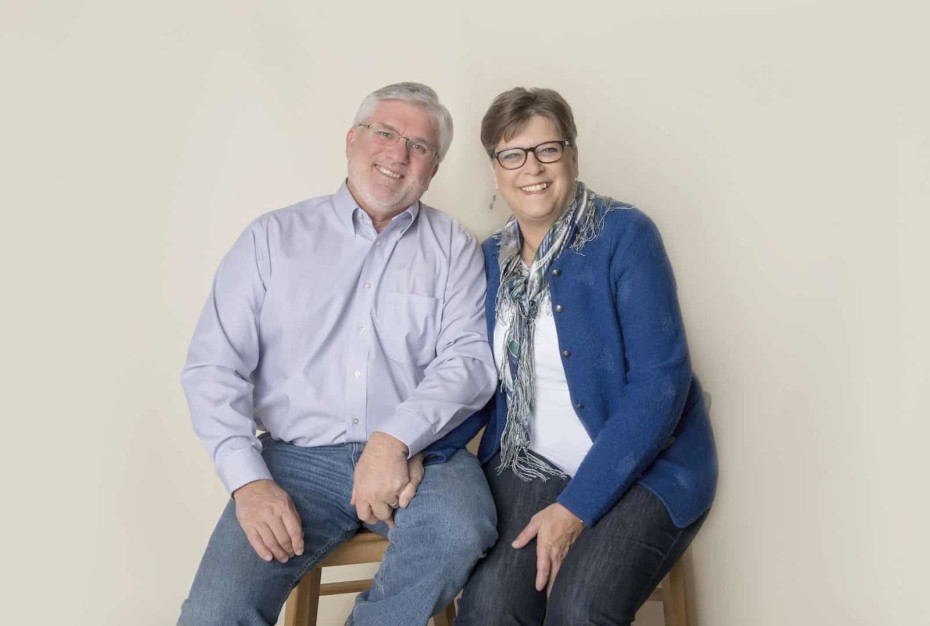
[{"left": 1, "top": 1, "right": 927, "bottom": 624}]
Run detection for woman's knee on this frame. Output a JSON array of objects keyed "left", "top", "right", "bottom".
[
  {"left": 456, "top": 539, "right": 546, "bottom": 625},
  {"left": 544, "top": 584, "right": 636, "bottom": 626},
  {"left": 456, "top": 572, "right": 545, "bottom": 626}
]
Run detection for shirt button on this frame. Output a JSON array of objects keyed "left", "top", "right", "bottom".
[
  {"left": 551, "top": 269, "right": 561, "bottom": 276},
  {"left": 352, "top": 418, "right": 359, "bottom": 425},
  {"left": 561, "top": 349, "right": 571, "bottom": 358},
  {"left": 364, "top": 282, "right": 372, "bottom": 289},
  {"left": 358, "top": 326, "right": 367, "bottom": 334},
  {"left": 554, "top": 304, "right": 563, "bottom": 313},
  {"left": 354, "top": 370, "right": 361, "bottom": 378}
]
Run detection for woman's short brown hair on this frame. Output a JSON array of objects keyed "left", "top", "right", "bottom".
[{"left": 480, "top": 87, "right": 578, "bottom": 157}]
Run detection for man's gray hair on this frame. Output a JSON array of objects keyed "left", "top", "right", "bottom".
[{"left": 352, "top": 82, "right": 454, "bottom": 161}]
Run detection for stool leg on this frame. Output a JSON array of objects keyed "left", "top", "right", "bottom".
[
  {"left": 662, "top": 561, "right": 689, "bottom": 626},
  {"left": 432, "top": 599, "right": 456, "bottom": 626},
  {"left": 284, "top": 568, "right": 322, "bottom": 626}
]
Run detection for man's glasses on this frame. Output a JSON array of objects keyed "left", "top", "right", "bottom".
[
  {"left": 357, "top": 123, "right": 438, "bottom": 160},
  {"left": 491, "top": 140, "right": 572, "bottom": 170}
]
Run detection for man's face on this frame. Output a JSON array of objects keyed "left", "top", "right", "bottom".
[{"left": 345, "top": 100, "right": 441, "bottom": 218}]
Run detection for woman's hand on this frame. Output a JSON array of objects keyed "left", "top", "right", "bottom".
[
  {"left": 512, "top": 502, "right": 585, "bottom": 596},
  {"left": 397, "top": 453, "right": 425, "bottom": 509}
]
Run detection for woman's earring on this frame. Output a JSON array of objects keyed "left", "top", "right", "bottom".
[{"left": 489, "top": 191, "right": 497, "bottom": 211}]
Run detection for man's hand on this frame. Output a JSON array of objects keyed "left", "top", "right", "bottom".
[
  {"left": 511, "top": 502, "right": 585, "bottom": 597},
  {"left": 233, "top": 479, "right": 304, "bottom": 563},
  {"left": 350, "top": 432, "right": 410, "bottom": 528}
]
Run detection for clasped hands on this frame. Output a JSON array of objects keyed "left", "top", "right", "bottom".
[
  {"left": 232, "top": 432, "right": 424, "bottom": 562},
  {"left": 350, "top": 432, "right": 424, "bottom": 528}
]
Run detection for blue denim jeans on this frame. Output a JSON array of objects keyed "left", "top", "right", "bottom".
[
  {"left": 178, "top": 439, "right": 497, "bottom": 626},
  {"left": 455, "top": 454, "right": 707, "bottom": 626}
]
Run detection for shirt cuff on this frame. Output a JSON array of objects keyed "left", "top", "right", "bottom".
[
  {"left": 217, "top": 445, "right": 273, "bottom": 494},
  {"left": 374, "top": 407, "right": 436, "bottom": 458}
]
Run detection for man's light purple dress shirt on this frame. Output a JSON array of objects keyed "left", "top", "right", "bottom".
[{"left": 182, "top": 183, "right": 496, "bottom": 493}]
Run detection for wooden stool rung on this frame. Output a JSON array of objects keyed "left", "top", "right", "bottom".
[{"left": 319, "top": 579, "right": 373, "bottom": 596}]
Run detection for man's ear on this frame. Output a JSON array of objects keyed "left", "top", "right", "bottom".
[{"left": 345, "top": 127, "right": 358, "bottom": 157}]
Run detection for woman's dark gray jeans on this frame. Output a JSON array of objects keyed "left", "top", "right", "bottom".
[{"left": 455, "top": 454, "right": 708, "bottom": 626}]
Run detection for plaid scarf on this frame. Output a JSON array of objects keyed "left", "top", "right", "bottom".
[{"left": 496, "top": 181, "right": 595, "bottom": 480}]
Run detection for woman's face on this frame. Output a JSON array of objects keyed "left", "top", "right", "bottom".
[{"left": 492, "top": 115, "right": 578, "bottom": 233}]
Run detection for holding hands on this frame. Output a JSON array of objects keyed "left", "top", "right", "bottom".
[{"left": 351, "top": 432, "right": 425, "bottom": 527}]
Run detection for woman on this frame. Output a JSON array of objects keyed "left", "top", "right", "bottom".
[{"left": 452, "top": 88, "right": 718, "bottom": 625}]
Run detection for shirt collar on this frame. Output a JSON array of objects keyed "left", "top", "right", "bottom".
[{"left": 333, "top": 180, "right": 420, "bottom": 237}]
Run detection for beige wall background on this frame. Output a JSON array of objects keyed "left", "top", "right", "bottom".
[{"left": 2, "top": 1, "right": 927, "bottom": 624}]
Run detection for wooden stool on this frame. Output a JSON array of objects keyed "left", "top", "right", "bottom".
[
  {"left": 283, "top": 531, "right": 687, "bottom": 626},
  {"left": 649, "top": 557, "right": 691, "bottom": 626},
  {"left": 648, "top": 389, "right": 710, "bottom": 625},
  {"left": 283, "top": 530, "right": 456, "bottom": 626}
]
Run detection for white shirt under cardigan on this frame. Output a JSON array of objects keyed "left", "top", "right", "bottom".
[{"left": 493, "top": 300, "right": 593, "bottom": 476}]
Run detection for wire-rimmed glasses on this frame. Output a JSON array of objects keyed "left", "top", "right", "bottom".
[{"left": 357, "top": 123, "right": 438, "bottom": 159}]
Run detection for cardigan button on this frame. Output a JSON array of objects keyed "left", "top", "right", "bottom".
[
  {"left": 551, "top": 268, "right": 561, "bottom": 276},
  {"left": 574, "top": 402, "right": 584, "bottom": 409},
  {"left": 554, "top": 304, "right": 563, "bottom": 313},
  {"left": 561, "top": 349, "right": 571, "bottom": 358}
]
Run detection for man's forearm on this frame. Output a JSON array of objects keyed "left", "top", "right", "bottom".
[{"left": 375, "top": 351, "right": 496, "bottom": 456}]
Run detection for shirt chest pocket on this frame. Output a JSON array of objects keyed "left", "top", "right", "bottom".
[{"left": 377, "top": 292, "right": 441, "bottom": 365}]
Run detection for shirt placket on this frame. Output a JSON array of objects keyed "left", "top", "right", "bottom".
[{"left": 343, "top": 218, "right": 406, "bottom": 442}]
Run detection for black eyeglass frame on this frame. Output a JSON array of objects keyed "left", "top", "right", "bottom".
[{"left": 490, "top": 140, "right": 573, "bottom": 170}]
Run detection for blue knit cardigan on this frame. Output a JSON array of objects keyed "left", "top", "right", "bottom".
[{"left": 426, "top": 196, "right": 717, "bottom": 528}]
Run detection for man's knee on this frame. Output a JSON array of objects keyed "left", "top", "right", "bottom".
[
  {"left": 390, "top": 457, "right": 497, "bottom": 582},
  {"left": 178, "top": 503, "right": 296, "bottom": 626},
  {"left": 422, "top": 454, "right": 498, "bottom": 560},
  {"left": 178, "top": 595, "right": 262, "bottom": 626},
  {"left": 178, "top": 570, "right": 290, "bottom": 626},
  {"left": 443, "top": 506, "right": 498, "bottom": 563},
  {"left": 403, "top": 494, "right": 496, "bottom": 576},
  {"left": 177, "top": 597, "right": 228, "bottom": 626}
]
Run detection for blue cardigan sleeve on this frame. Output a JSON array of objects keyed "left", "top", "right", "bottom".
[{"left": 557, "top": 210, "right": 692, "bottom": 526}]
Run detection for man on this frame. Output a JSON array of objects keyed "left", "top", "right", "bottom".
[{"left": 178, "top": 83, "right": 497, "bottom": 626}]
